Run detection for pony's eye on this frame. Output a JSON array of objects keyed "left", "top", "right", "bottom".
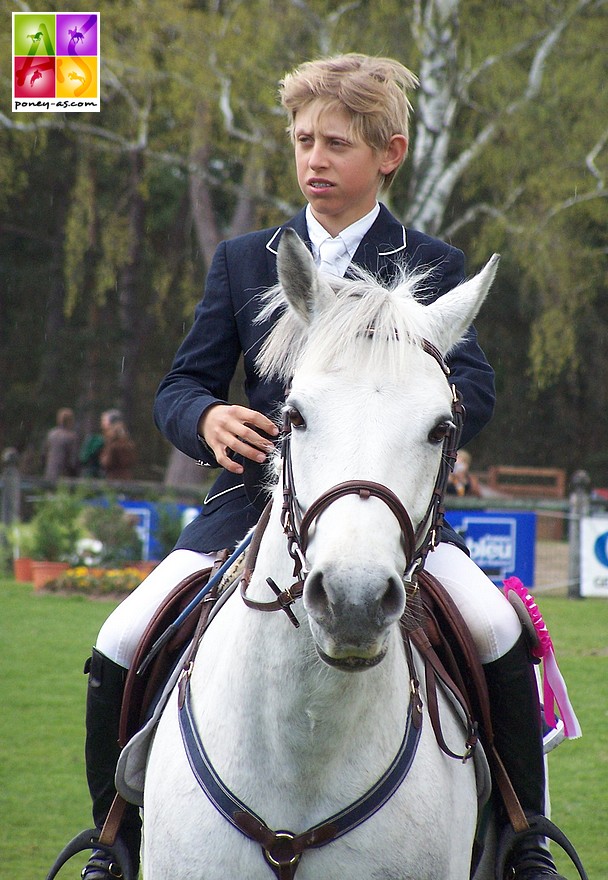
[
  {"left": 287, "top": 406, "right": 306, "bottom": 429},
  {"left": 428, "top": 420, "right": 453, "bottom": 444}
]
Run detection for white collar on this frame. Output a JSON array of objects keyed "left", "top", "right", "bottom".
[{"left": 306, "top": 203, "right": 380, "bottom": 264}]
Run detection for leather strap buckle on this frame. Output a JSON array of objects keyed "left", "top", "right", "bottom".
[{"left": 264, "top": 831, "right": 300, "bottom": 869}]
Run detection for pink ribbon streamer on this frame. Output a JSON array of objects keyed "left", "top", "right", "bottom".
[{"left": 503, "top": 577, "right": 582, "bottom": 739}]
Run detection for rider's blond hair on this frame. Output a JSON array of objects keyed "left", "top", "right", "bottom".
[{"left": 279, "top": 53, "right": 418, "bottom": 190}]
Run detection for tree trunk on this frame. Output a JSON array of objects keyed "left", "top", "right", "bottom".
[{"left": 117, "top": 148, "right": 147, "bottom": 428}]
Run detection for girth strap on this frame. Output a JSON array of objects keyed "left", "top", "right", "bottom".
[{"left": 178, "top": 673, "right": 422, "bottom": 880}]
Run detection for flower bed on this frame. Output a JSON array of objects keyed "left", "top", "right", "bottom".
[{"left": 44, "top": 566, "right": 146, "bottom": 597}]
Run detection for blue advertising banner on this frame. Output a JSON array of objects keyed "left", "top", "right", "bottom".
[
  {"left": 84, "top": 499, "right": 199, "bottom": 561},
  {"left": 119, "top": 501, "right": 197, "bottom": 560},
  {"left": 580, "top": 516, "right": 608, "bottom": 597},
  {"left": 446, "top": 510, "right": 536, "bottom": 587},
  {"left": 119, "top": 501, "right": 156, "bottom": 561}
]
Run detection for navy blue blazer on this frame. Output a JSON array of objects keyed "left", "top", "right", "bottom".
[{"left": 154, "top": 204, "right": 495, "bottom": 553}]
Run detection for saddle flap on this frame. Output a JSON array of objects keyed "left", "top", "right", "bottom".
[
  {"left": 417, "top": 569, "right": 493, "bottom": 740},
  {"left": 116, "top": 649, "right": 189, "bottom": 806},
  {"left": 416, "top": 570, "right": 529, "bottom": 833},
  {"left": 119, "top": 566, "right": 214, "bottom": 747}
]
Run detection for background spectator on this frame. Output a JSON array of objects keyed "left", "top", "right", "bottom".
[
  {"left": 100, "top": 415, "right": 137, "bottom": 480},
  {"left": 80, "top": 409, "right": 122, "bottom": 478},
  {"left": 42, "top": 407, "right": 80, "bottom": 480},
  {"left": 447, "top": 449, "right": 482, "bottom": 497}
]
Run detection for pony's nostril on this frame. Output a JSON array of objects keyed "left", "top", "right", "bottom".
[
  {"left": 381, "top": 575, "right": 406, "bottom": 622},
  {"left": 305, "top": 570, "right": 329, "bottom": 616}
]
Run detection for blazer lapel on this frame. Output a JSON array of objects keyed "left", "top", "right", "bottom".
[
  {"left": 266, "top": 209, "right": 310, "bottom": 255},
  {"left": 351, "top": 204, "right": 407, "bottom": 278}
]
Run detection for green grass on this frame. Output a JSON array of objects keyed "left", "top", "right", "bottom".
[
  {"left": 0, "top": 581, "right": 120, "bottom": 878},
  {"left": 1, "top": 582, "right": 606, "bottom": 879},
  {"left": 538, "top": 597, "right": 608, "bottom": 879}
]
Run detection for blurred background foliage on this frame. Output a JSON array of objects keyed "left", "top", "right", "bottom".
[{"left": 1, "top": 0, "right": 606, "bottom": 483}]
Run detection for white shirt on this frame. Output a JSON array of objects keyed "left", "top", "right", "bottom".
[{"left": 306, "top": 203, "right": 380, "bottom": 277}]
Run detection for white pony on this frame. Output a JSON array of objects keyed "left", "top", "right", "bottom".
[{"left": 143, "top": 230, "right": 499, "bottom": 879}]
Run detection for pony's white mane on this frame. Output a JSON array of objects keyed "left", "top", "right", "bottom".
[{"left": 255, "top": 265, "right": 452, "bottom": 382}]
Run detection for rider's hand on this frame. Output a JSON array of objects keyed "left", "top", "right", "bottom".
[{"left": 199, "top": 404, "right": 279, "bottom": 475}]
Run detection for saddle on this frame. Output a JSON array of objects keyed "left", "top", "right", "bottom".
[
  {"left": 119, "top": 562, "right": 219, "bottom": 749},
  {"left": 407, "top": 571, "right": 526, "bottom": 824}
]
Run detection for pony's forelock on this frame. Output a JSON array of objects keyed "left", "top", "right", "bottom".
[{"left": 255, "top": 265, "right": 445, "bottom": 381}]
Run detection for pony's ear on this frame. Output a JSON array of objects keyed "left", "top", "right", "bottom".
[
  {"left": 424, "top": 254, "right": 500, "bottom": 355},
  {"left": 277, "top": 228, "right": 331, "bottom": 324}
]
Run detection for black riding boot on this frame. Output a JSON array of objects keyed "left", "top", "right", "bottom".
[
  {"left": 82, "top": 648, "right": 141, "bottom": 880},
  {"left": 484, "top": 633, "right": 567, "bottom": 880}
]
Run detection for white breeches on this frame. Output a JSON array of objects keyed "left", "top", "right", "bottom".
[
  {"left": 96, "top": 549, "right": 217, "bottom": 668},
  {"left": 424, "top": 542, "right": 522, "bottom": 664},
  {"left": 96, "top": 542, "right": 522, "bottom": 670}
]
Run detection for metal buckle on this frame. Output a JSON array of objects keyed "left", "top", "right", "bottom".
[
  {"left": 403, "top": 557, "right": 422, "bottom": 587},
  {"left": 462, "top": 722, "right": 478, "bottom": 763},
  {"left": 281, "top": 586, "right": 295, "bottom": 605},
  {"left": 177, "top": 660, "right": 194, "bottom": 708},
  {"left": 287, "top": 540, "right": 308, "bottom": 581},
  {"left": 264, "top": 831, "right": 300, "bottom": 869},
  {"left": 178, "top": 661, "right": 194, "bottom": 684},
  {"left": 266, "top": 579, "right": 301, "bottom": 628}
]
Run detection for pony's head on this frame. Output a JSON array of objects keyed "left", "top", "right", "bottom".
[{"left": 257, "top": 229, "right": 498, "bottom": 670}]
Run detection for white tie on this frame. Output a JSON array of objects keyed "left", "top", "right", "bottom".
[{"left": 318, "top": 236, "right": 347, "bottom": 276}]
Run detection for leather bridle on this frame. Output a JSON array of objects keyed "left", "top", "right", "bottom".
[{"left": 241, "top": 338, "right": 465, "bottom": 624}]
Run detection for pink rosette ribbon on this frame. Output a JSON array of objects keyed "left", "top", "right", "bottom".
[{"left": 503, "top": 577, "right": 582, "bottom": 739}]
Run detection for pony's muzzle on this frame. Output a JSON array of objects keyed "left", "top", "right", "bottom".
[{"left": 303, "top": 563, "right": 406, "bottom": 666}]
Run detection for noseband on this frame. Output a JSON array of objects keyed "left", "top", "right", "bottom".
[{"left": 241, "top": 338, "right": 464, "bottom": 624}]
